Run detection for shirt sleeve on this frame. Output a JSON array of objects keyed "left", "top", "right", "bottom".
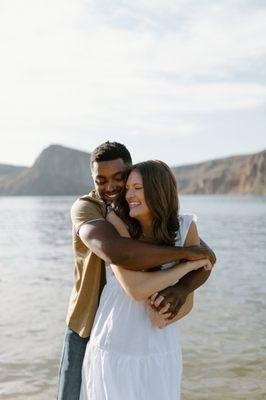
[{"left": 71, "top": 198, "right": 106, "bottom": 235}]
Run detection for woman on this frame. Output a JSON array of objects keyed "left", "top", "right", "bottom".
[{"left": 79, "top": 160, "right": 213, "bottom": 400}]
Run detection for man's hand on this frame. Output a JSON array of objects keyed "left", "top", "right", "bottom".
[
  {"left": 149, "top": 286, "right": 187, "bottom": 320},
  {"left": 147, "top": 235, "right": 216, "bottom": 320}
]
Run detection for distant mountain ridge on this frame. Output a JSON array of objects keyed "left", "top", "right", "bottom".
[
  {"left": 0, "top": 145, "right": 265, "bottom": 195},
  {"left": 172, "top": 150, "right": 266, "bottom": 194},
  {"left": 0, "top": 164, "right": 27, "bottom": 179}
]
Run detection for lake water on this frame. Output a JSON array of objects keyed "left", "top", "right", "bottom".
[{"left": 0, "top": 195, "right": 265, "bottom": 399}]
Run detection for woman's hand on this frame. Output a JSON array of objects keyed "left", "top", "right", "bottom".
[
  {"left": 145, "top": 300, "right": 170, "bottom": 329},
  {"left": 189, "top": 258, "right": 213, "bottom": 271}
]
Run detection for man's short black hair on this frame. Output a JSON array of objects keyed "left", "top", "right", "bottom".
[{"left": 90, "top": 141, "right": 132, "bottom": 169}]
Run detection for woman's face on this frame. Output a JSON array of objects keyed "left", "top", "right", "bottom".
[{"left": 125, "top": 170, "right": 151, "bottom": 220}]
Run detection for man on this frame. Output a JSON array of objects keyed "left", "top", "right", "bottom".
[{"left": 57, "top": 141, "right": 216, "bottom": 400}]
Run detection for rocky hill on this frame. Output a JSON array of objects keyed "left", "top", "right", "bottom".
[
  {"left": 0, "top": 145, "right": 264, "bottom": 195},
  {"left": 0, "top": 145, "right": 93, "bottom": 195},
  {"left": 172, "top": 150, "right": 266, "bottom": 194}
]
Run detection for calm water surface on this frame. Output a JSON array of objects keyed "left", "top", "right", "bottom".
[{"left": 0, "top": 195, "right": 265, "bottom": 399}]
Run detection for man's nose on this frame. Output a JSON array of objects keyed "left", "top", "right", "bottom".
[{"left": 106, "top": 181, "right": 115, "bottom": 192}]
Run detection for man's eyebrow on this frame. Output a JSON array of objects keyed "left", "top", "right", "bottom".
[
  {"left": 95, "top": 171, "right": 125, "bottom": 179},
  {"left": 112, "top": 171, "right": 126, "bottom": 177}
]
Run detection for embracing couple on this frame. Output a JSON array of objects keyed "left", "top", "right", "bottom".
[{"left": 57, "top": 141, "right": 216, "bottom": 400}]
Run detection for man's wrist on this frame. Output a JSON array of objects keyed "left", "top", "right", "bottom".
[
  {"left": 178, "top": 245, "right": 204, "bottom": 261},
  {"left": 173, "top": 280, "right": 189, "bottom": 298}
]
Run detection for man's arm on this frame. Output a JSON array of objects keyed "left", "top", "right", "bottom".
[
  {"left": 165, "top": 292, "right": 194, "bottom": 325},
  {"left": 150, "top": 231, "right": 216, "bottom": 317},
  {"left": 151, "top": 266, "right": 211, "bottom": 317},
  {"left": 79, "top": 220, "right": 210, "bottom": 271}
]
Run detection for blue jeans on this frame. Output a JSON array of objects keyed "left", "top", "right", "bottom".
[{"left": 57, "top": 327, "right": 89, "bottom": 400}]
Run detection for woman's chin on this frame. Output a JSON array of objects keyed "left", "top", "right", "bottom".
[{"left": 129, "top": 209, "right": 140, "bottom": 219}]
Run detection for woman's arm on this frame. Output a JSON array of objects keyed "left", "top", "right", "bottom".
[
  {"left": 112, "top": 259, "right": 209, "bottom": 301},
  {"left": 107, "top": 211, "right": 212, "bottom": 301}
]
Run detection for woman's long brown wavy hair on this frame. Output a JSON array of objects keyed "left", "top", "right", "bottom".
[{"left": 115, "top": 160, "right": 179, "bottom": 246}]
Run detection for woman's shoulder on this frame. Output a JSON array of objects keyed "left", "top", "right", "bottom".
[{"left": 176, "top": 214, "right": 197, "bottom": 246}]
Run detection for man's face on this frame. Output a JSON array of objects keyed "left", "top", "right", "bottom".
[{"left": 91, "top": 158, "right": 129, "bottom": 204}]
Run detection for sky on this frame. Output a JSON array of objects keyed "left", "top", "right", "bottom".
[{"left": 0, "top": 0, "right": 266, "bottom": 167}]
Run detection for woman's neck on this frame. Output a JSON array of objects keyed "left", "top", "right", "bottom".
[{"left": 139, "top": 218, "right": 153, "bottom": 240}]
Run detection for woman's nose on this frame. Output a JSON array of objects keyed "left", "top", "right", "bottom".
[{"left": 126, "top": 188, "right": 135, "bottom": 199}]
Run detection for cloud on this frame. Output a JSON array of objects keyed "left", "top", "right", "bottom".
[{"left": 0, "top": 0, "right": 265, "bottom": 164}]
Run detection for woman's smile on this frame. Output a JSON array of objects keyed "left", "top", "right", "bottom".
[
  {"left": 125, "top": 170, "right": 150, "bottom": 220},
  {"left": 128, "top": 201, "right": 141, "bottom": 209}
]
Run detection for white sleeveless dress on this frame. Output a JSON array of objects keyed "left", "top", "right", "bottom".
[{"left": 79, "top": 214, "right": 196, "bottom": 400}]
